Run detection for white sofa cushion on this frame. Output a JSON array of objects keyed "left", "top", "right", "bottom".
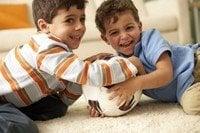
[
  {"left": 133, "top": 0, "right": 148, "bottom": 17},
  {"left": 0, "top": 0, "right": 27, "bottom": 4},
  {"left": 0, "top": 28, "right": 36, "bottom": 52},
  {"left": 82, "top": 0, "right": 101, "bottom": 41},
  {"left": 142, "top": 15, "right": 177, "bottom": 32}
]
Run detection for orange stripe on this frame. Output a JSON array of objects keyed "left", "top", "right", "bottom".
[
  {"left": 101, "top": 63, "right": 112, "bottom": 86},
  {"left": 0, "top": 62, "right": 18, "bottom": 91},
  {"left": 37, "top": 46, "right": 66, "bottom": 68},
  {"left": 14, "top": 89, "right": 33, "bottom": 106},
  {"left": 0, "top": 62, "right": 32, "bottom": 105},
  {"left": 118, "top": 59, "right": 132, "bottom": 79},
  {"left": 48, "top": 34, "right": 62, "bottom": 42},
  {"left": 62, "top": 89, "right": 81, "bottom": 100},
  {"left": 29, "top": 39, "right": 39, "bottom": 52},
  {"left": 15, "top": 47, "right": 50, "bottom": 95},
  {"left": 55, "top": 54, "right": 78, "bottom": 78},
  {"left": 59, "top": 80, "right": 81, "bottom": 100},
  {"left": 76, "top": 61, "right": 90, "bottom": 84}
]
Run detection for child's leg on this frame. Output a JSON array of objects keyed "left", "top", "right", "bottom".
[
  {"left": 180, "top": 82, "right": 200, "bottom": 115},
  {"left": 19, "top": 94, "right": 68, "bottom": 121},
  {"left": 0, "top": 103, "right": 38, "bottom": 133},
  {"left": 180, "top": 52, "right": 200, "bottom": 115}
]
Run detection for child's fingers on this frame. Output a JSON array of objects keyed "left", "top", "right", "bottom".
[
  {"left": 100, "top": 113, "right": 105, "bottom": 118},
  {"left": 116, "top": 93, "right": 132, "bottom": 107},
  {"left": 91, "top": 108, "right": 101, "bottom": 117},
  {"left": 87, "top": 105, "right": 90, "bottom": 110},
  {"left": 107, "top": 85, "right": 120, "bottom": 93},
  {"left": 108, "top": 89, "right": 121, "bottom": 100},
  {"left": 119, "top": 97, "right": 134, "bottom": 111},
  {"left": 116, "top": 95, "right": 126, "bottom": 107},
  {"left": 90, "top": 108, "right": 96, "bottom": 117},
  {"left": 89, "top": 106, "right": 100, "bottom": 117}
]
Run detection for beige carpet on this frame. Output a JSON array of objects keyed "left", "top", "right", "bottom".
[{"left": 35, "top": 95, "right": 200, "bottom": 133}]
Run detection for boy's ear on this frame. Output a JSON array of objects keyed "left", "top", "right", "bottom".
[
  {"left": 139, "top": 21, "right": 142, "bottom": 31},
  {"left": 101, "top": 34, "right": 109, "bottom": 45},
  {"left": 37, "top": 19, "right": 50, "bottom": 33}
]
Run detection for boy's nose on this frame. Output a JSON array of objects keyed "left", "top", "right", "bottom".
[
  {"left": 120, "top": 32, "right": 129, "bottom": 40},
  {"left": 75, "top": 22, "right": 85, "bottom": 31}
]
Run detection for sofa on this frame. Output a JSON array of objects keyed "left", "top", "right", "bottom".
[{"left": 0, "top": 0, "right": 192, "bottom": 59}]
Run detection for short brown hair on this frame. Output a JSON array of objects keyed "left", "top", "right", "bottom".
[
  {"left": 95, "top": 0, "right": 140, "bottom": 34},
  {"left": 32, "top": 0, "right": 87, "bottom": 31}
]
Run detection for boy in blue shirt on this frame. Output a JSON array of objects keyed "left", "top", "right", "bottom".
[{"left": 95, "top": 0, "right": 200, "bottom": 115}]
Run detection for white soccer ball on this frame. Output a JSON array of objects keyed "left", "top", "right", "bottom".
[
  {"left": 82, "top": 56, "right": 141, "bottom": 116},
  {"left": 82, "top": 85, "right": 142, "bottom": 117}
]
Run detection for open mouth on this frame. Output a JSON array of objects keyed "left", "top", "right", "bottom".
[
  {"left": 69, "top": 35, "right": 82, "bottom": 42},
  {"left": 119, "top": 40, "right": 133, "bottom": 48}
]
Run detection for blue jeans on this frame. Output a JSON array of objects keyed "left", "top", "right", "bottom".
[
  {"left": 0, "top": 94, "right": 68, "bottom": 133},
  {"left": 0, "top": 103, "right": 39, "bottom": 133}
]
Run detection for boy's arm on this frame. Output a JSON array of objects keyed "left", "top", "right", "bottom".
[
  {"left": 36, "top": 46, "right": 137, "bottom": 87},
  {"left": 84, "top": 53, "right": 114, "bottom": 63},
  {"left": 109, "top": 52, "right": 173, "bottom": 106}
]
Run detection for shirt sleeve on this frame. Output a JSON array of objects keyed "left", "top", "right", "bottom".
[
  {"left": 58, "top": 81, "right": 82, "bottom": 106},
  {"left": 35, "top": 37, "right": 138, "bottom": 87},
  {"left": 142, "top": 29, "right": 172, "bottom": 65}
]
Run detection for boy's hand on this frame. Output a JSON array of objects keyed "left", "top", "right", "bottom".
[
  {"left": 84, "top": 53, "right": 114, "bottom": 63},
  {"left": 108, "top": 78, "right": 141, "bottom": 107},
  {"left": 87, "top": 100, "right": 105, "bottom": 117},
  {"left": 107, "top": 56, "right": 145, "bottom": 107}
]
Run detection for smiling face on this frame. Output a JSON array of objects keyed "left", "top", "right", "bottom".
[
  {"left": 101, "top": 10, "right": 142, "bottom": 56},
  {"left": 39, "top": 6, "right": 86, "bottom": 50}
]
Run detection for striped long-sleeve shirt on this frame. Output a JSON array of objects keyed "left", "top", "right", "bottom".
[{"left": 0, "top": 33, "right": 137, "bottom": 107}]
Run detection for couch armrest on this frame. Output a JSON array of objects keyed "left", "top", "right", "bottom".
[
  {"left": 0, "top": 28, "right": 36, "bottom": 52},
  {"left": 145, "top": 0, "right": 191, "bottom": 43},
  {"left": 175, "top": 0, "right": 192, "bottom": 43}
]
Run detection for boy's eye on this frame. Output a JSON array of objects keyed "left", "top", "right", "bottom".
[
  {"left": 65, "top": 18, "right": 74, "bottom": 23},
  {"left": 80, "top": 16, "right": 85, "bottom": 24},
  {"left": 126, "top": 26, "right": 134, "bottom": 31},
  {"left": 110, "top": 31, "right": 119, "bottom": 36}
]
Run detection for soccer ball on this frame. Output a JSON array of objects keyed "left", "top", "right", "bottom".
[
  {"left": 82, "top": 56, "right": 141, "bottom": 116},
  {"left": 82, "top": 85, "right": 142, "bottom": 117}
]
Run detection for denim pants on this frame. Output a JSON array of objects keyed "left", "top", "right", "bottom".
[
  {"left": 0, "top": 94, "right": 68, "bottom": 133},
  {"left": 0, "top": 103, "right": 39, "bottom": 133}
]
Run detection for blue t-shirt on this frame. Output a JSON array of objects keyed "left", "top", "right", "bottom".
[{"left": 126, "top": 29, "right": 199, "bottom": 103}]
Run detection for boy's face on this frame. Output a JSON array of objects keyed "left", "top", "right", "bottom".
[
  {"left": 101, "top": 10, "right": 142, "bottom": 56},
  {"left": 47, "top": 6, "right": 86, "bottom": 49}
]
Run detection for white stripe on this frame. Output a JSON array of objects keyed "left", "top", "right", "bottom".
[
  {"left": 23, "top": 85, "right": 44, "bottom": 102},
  {"left": 32, "top": 34, "right": 70, "bottom": 51},
  {"left": 40, "top": 51, "right": 71, "bottom": 75},
  {"left": 109, "top": 60, "right": 125, "bottom": 84},
  {"left": 39, "top": 71, "right": 60, "bottom": 90},
  {"left": 0, "top": 73, "right": 13, "bottom": 95},
  {"left": 124, "top": 58, "right": 138, "bottom": 77},
  {"left": 20, "top": 44, "right": 37, "bottom": 68},
  {"left": 5, "top": 48, "right": 45, "bottom": 97},
  {"left": 5, "top": 50, "right": 34, "bottom": 87},
  {"left": 87, "top": 63, "right": 103, "bottom": 87},
  {"left": 61, "top": 58, "right": 83, "bottom": 82}
]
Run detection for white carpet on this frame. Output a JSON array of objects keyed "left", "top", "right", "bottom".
[{"left": 36, "top": 95, "right": 200, "bottom": 133}]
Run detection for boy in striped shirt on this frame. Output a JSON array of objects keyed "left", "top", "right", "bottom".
[{"left": 0, "top": 0, "right": 138, "bottom": 132}]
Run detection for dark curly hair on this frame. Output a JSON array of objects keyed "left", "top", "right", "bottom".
[
  {"left": 95, "top": 0, "right": 140, "bottom": 34},
  {"left": 32, "top": 0, "right": 87, "bottom": 31}
]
